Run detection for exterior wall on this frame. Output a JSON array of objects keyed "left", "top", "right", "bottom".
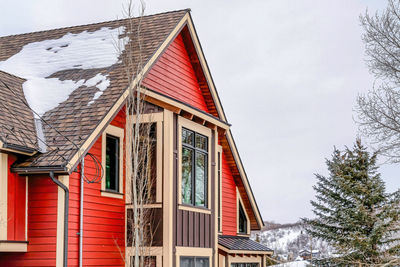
[
  {"left": 221, "top": 152, "right": 237, "bottom": 236},
  {"left": 7, "top": 154, "right": 26, "bottom": 241},
  {"left": 68, "top": 108, "right": 126, "bottom": 266},
  {"left": 143, "top": 33, "right": 210, "bottom": 113},
  {"left": 0, "top": 174, "right": 58, "bottom": 266}
]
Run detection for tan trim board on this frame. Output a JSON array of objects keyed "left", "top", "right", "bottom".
[
  {"left": 178, "top": 204, "right": 211, "bottom": 215},
  {"left": 0, "top": 153, "right": 7, "bottom": 240},
  {"left": 101, "top": 124, "right": 124, "bottom": 197},
  {"left": 185, "top": 15, "right": 227, "bottom": 122},
  {"left": 163, "top": 109, "right": 174, "bottom": 267},
  {"left": 0, "top": 242, "right": 28, "bottom": 252},
  {"left": 0, "top": 147, "right": 36, "bottom": 156},
  {"left": 56, "top": 175, "right": 69, "bottom": 267},
  {"left": 66, "top": 13, "right": 190, "bottom": 173},
  {"left": 217, "top": 145, "right": 222, "bottom": 233},
  {"left": 176, "top": 246, "right": 213, "bottom": 256},
  {"left": 227, "top": 131, "right": 263, "bottom": 229},
  {"left": 143, "top": 88, "right": 229, "bottom": 130},
  {"left": 228, "top": 255, "right": 262, "bottom": 265},
  {"left": 213, "top": 130, "right": 219, "bottom": 267}
]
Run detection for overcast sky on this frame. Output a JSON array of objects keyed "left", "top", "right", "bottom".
[{"left": 0, "top": 0, "right": 396, "bottom": 223}]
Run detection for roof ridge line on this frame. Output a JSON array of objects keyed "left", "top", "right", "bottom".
[{"left": 0, "top": 8, "right": 191, "bottom": 39}]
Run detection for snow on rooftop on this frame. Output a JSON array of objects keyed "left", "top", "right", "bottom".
[{"left": 0, "top": 26, "right": 127, "bottom": 117}]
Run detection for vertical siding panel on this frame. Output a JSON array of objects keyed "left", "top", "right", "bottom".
[
  {"left": 205, "top": 215, "right": 210, "bottom": 247},
  {"left": 194, "top": 212, "right": 199, "bottom": 247},
  {"left": 188, "top": 212, "right": 194, "bottom": 247},
  {"left": 182, "top": 210, "right": 188, "bottom": 246},
  {"left": 199, "top": 213, "right": 205, "bottom": 247}
]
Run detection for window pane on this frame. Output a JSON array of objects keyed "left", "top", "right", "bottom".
[
  {"left": 195, "top": 258, "right": 209, "bottom": 267},
  {"left": 195, "top": 152, "right": 206, "bottom": 207},
  {"left": 182, "top": 147, "right": 193, "bottom": 204},
  {"left": 106, "top": 135, "right": 119, "bottom": 191},
  {"left": 195, "top": 134, "right": 207, "bottom": 150},
  {"left": 181, "top": 257, "right": 195, "bottom": 267},
  {"left": 239, "top": 202, "right": 247, "bottom": 233},
  {"left": 182, "top": 128, "right": 194, "bottom": 146}
]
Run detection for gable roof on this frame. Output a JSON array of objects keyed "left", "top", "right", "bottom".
[
  {"left": 0, "top": 9, "right": 264, "bottom": 229},
  {"left": 0, "top": 9, "right": 188, "bottom": 170}
]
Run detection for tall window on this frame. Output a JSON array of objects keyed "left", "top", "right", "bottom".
[
  {"left": 181, "top": 128, "right": 208, "bottom": 207},
  {"left": 181, "top": 257, "right": 209, "bottom": 267},
  {"left": 105, "top": 135, "right": 120, "bottom": 192},
  {"left": 238, "top": 202, "right": 248, "bottom": 234}
]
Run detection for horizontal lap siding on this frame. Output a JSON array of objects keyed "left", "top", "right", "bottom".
[
  {"left": 221, "top": 152, "right": 237, "bottom": 236},
  {"left": 0, "top": 175, "right": 58, "bottom": 266},
  {"left": 143, "top": 33, "right": 209, "bottom": 113},
  {"left": 69, "top": 108, "right": 126, "bottom": 266}
]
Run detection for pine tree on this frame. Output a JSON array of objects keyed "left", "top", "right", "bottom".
[{"left": 303, "top": 139, "right": 400, "bottom": 266}]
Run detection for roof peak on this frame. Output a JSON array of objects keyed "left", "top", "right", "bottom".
[{"left": 0, "top": 8, "right": 190, "bottom": 39}]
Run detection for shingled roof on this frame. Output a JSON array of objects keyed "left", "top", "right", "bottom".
[
  {"left": 0, "top": 9, "right": 188, "bottom": 171},
  {"left": 218, "top": 235, "right": 272, "bottom": 252},
  {"left": 0, "top": 70, "right": 38, "bottom": 153}
]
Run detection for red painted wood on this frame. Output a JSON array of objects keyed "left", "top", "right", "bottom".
[
  {"left": 221, "top": 152, "right": 237, "bottom": 236},
  {"left": 0, "top": 174, "right": 58, "bottom": 266},
  {"left": 67, "top": 107, "right": 126, "bottom": 266},
  {"left": 143, "top": 33, "right": 210, "bottom": 112},
  {"left": 7, "top": 154, "right": 26, "bottom": 241}
]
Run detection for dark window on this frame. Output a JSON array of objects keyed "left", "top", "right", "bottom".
[
  {"left": 231, "top": 263, "right": 258, "bottom": 267},
  {"left": 136, "top": 123, "right": 157, "bottom": 203},
  {"left": 238, "top": 201, "right": 248, "bottom": 234},
  {"left": 181, "top": 128, "right": 208, "bottom": 207},
  {"left": 180, "top": 257, "right": 209, "bottom": 267},
  {"left": 106, "top": 135, "right": 119, "bottom": 192}
]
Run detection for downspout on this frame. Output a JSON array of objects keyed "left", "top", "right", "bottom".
[
  {"left": 79, "top": 158, "right": 84, "bottom": 267},
  {"left": 50, "top": 171, "right": 69, "bottom": 267}
]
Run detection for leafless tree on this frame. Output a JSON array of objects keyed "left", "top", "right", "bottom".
[
  {"left": 356, "top": 0, "right": 400, "bottom": 162},
  {"left": 117, "top": 1, "right": 159, "bottom": 266}
]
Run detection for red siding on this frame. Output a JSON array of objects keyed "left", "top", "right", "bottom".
[
  {"left": 143, "top": 33, "right": 209, "bottom": 112},
  {"left": 7, "top": 154, "right": 26, "bottom": 241},
  {"left": 0, "top": 174, "right": 58, "bottom": 266},
  {"left": 221, "top": 152, "right": 237, "bottom": 236},
  {"left": 68, "top": 108, "right": 126, "bottom": 266}
]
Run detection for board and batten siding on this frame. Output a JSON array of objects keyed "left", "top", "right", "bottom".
[
  {"left": 142, "top": 33, "right": 210, "bottom": 113},
  {"left": 67, "top": 108, "right": 126, "bottom": 266}
]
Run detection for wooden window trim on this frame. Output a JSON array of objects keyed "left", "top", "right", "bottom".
[
  {"left": 101, "top": 124, "right": 124, "bottom": 198},
  {"left": 177, "top": 117, "right": 212, "bottom": 212},
  {"left": 217, "top": 145, "right": 222, "bottom": 233},
  {"left": 175, "top": 247, "right": 212, "bottom": 267},
  {"left": 236, "top": 187, "right": 250, "bottom": 236}
]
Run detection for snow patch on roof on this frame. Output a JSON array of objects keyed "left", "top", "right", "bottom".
[{"left": 0, "top": 26, "right": 126, "bottom": 117}]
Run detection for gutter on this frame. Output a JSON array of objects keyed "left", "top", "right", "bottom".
[{"left": 49, "top": 171, "right": 69, "bottom": 267}]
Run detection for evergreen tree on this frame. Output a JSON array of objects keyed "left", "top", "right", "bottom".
[{"left": 303, "top": 139, "right": 400, "bottom": 266}]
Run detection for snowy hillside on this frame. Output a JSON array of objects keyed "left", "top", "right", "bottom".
[
  {"left": 270, "top": 261, "right": 309, "bottom": 267},
  {"left": 252, "top": 222, "right": 331, "bottom": 261}
]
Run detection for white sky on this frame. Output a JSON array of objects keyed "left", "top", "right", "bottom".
[{"left": 0, "top": 0, "right": 396, "bottom": 223}]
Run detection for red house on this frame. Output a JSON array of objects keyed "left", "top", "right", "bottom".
[{"left": 0, "top": 9, "right": 272, "bottom": 267}]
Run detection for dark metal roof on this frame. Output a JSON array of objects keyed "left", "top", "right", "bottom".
[{"left": 218, "top": 235, "right": 272, "bottom": 252}]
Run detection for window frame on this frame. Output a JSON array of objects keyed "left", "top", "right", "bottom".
[
  {"left": 217, "top": 145, "right": 222, "bottom": 233},
  {"left": 236, "top": 187, "right": 250, "bottom": 235},
  {"left": 101, "top": 124, "right": 124, "bottom": 198},
  {"left": 178, "top": 117, "right": 211, "bottom": 212},
  {"left": 180, "top": 256, "right": 210, "bottom": 267}
]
